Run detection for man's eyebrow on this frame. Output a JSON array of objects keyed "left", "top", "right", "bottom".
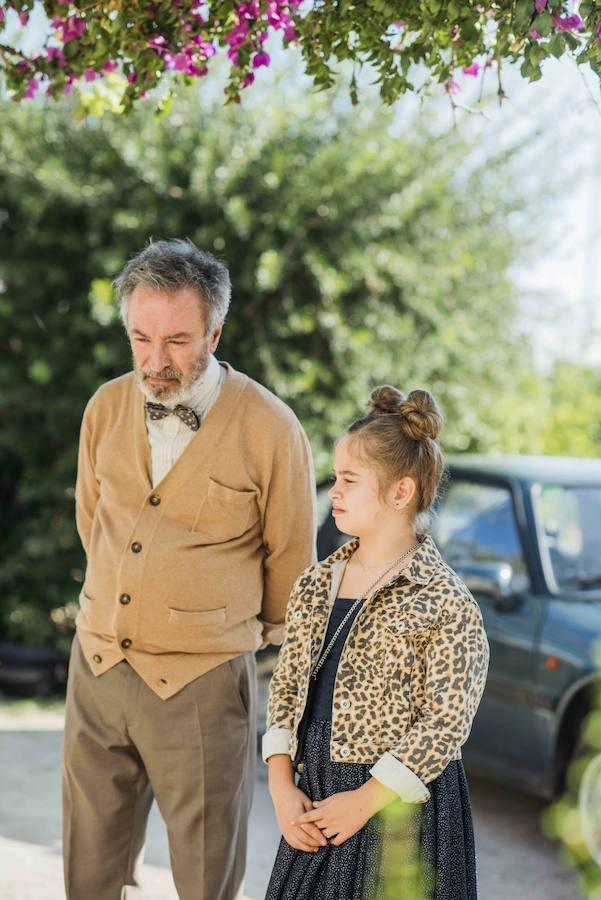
[
  {"left": 130, "top": 329, "right": 193, "bottom": 339},
  {"left": 333, "top": 468, "right": 360, "bottom": 476}
]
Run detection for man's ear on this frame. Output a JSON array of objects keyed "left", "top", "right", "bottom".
[{"left": 208, "top": 322, "right": 223, "bottom": 353}]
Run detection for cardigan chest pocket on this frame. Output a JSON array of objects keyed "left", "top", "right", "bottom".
[{"left": 190, "top": 478, "right": 260, "bottom": 542}]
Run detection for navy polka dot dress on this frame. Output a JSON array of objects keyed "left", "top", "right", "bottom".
[{"left": 265, "top": 720, "right": 478, "bottom": 900}]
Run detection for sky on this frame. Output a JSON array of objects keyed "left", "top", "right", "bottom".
[{"left": 3, "top": 4, "right": 601, "bottom": 374}]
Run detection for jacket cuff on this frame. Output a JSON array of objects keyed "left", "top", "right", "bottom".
[
  {"left": 369, "top": 751, "right": 431, "bottom": 803},
  {"left": 262, "top": 727, "right": 292, "bottom": 763}
]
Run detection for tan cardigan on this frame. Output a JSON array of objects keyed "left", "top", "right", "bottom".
[{"left": 75, "top": 362, "right": 317, "bottom": 699}]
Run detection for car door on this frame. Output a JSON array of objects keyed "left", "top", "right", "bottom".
[{"left": 432, "top": 475, "right": 547, "bottom": 773}]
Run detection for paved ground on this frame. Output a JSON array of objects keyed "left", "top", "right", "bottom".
[{"left": 0, "top": 700, "right": 584, "bottom": 899}]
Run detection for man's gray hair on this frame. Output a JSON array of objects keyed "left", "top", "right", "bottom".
[{"left": 114, "top": 239, "right": 231, "bottom": 333}]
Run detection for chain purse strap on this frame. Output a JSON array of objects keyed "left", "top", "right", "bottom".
[{"left": 310, "top": 540, "right": 421, "bottom": 681}]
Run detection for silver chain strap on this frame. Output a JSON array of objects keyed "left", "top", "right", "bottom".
[{"left": 310, "top": 540, "right": 421, "bottom": 681}]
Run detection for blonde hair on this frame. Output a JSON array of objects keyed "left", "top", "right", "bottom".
[{"left": 345, "top": 385, "right": 444, "bottom": 532}]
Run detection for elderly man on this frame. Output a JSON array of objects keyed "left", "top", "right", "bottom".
[{"left": 63, "top": 239, "right": 316, "bottom": 900}]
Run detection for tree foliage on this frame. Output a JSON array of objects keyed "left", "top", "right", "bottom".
[
  {"left": 0, "top": 86, "right": 586, "bottom": 649},
  {"left": 0, "top": 1, "right": 599, "bottom": 112}
]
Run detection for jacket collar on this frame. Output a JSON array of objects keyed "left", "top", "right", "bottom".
[{"left": 322, "top": 533, "right": 442, "bottom": 587}]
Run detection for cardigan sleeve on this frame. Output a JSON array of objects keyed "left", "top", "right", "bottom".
[
  {"left": 370, "top": 597, "right": 489, "bottom": 802},
  {"left": 262, "top": 573, "right": 307, "bottom": 762},
  {"left": 75, "top": 397, "right": 100, "bottom": 557},
  {"left": 259, "top": 418, "right": 317, "bottom": 647}
]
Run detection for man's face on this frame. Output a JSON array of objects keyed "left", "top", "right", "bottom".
[{"left": 128, "top": 284, "right": 222, "bottom": 404}]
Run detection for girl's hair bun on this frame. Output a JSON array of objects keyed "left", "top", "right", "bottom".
[
  {"left": 367, "top": 385, "right": 404, "bottom": 416},
  {"left": 398, "top": 389, "right": 442, "bottom": 441},
  {"left": 367, "top": 385, "right": 442, "bottom": 442}
]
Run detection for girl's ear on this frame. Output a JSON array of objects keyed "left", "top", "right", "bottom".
[{"left": 392, "top": 476, "right": 417, "bottom": 510}]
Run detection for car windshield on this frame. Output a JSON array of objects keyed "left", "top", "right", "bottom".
[{"left": 533, "top": 484, "right": 601, "bottom": 591}]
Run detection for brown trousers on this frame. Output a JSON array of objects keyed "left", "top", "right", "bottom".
[{"left": 62, "top": 636, "right": 256, "bottom": 900}]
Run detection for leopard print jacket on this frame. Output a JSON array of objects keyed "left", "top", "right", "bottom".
[{"left": 264, "top": 534, "right": 490, "bottom": 789}]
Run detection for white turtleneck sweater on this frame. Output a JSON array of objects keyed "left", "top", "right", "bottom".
[{"left": 144, "top": 354, "right": 226, "bottom": 487}]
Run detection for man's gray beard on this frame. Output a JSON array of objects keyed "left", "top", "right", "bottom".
[{"left": 135, "top": 348, "right": 210, "bottom": 408}]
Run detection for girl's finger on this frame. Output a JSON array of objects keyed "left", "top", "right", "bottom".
[
  {"left": 286, "top": 833, "right": 318, "bottom": 853},
  {"left": 300, "top": 822, "right": 328, "bottom": 846},
  {"left": 293, "top": 810, "right": 321, "bottom": 824}
]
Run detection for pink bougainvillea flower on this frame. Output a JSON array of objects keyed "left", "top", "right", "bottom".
[
  {"left": 0, "top": 9, "right": 5, "bottom": 23},
  {"left": 127, "top": 69, "right": 138, "bottom": 84},
  {"left": 148, "top": 35, "right": 168, "bottom": 52},
  {"left": 171, "top": 52, "right": 190, "bottom": 71},
  {"left": 45, "top": 46, "right": 64, "bottom": 61},
  {"left": 553, "top": 14, "right": 584, "bottom": 32},
  {"left": 24, "top": 77, "right": 39, "bottom": 99},
  {"left": 243, "top": 72, "right": 255, "bottom": 88},
  {"left": 226, "top": 24, "right": 249, "bottom": 51},
  {"left": 19, "top": 11, "right": 30, "bottom": 26},
  {"left": 84, "top": 68, "right": 98, "bottom": 82},
  {"left": 53, "top": 16, "right": 86, "bottom": 44},
  {"left": 252, "top": 50, "right": 270, "bottom": 69},
  {"left": 462, "top": 62, "right": 480, "bottom": 76},
  {"left": 445, "top": 79, "right": 461, "bottom": 94},
  {"left": 102, "top": 60, "right": 118, "bottom": 73},
  {"left": 596, "top": 21, "right": 601, "bottom": 39},
  {"left": 535, "top": 0, "right": 547, "bottom": 12},
  {"left": 530, "top": 29, "right": 541, "bottom": 40}
]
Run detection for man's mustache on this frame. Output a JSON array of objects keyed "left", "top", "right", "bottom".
[{"left": 141, "top": 366, "right": 183, "bottom": 381}]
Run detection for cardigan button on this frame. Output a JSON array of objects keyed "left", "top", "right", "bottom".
[
  {"left": 149, "top": 494, "right": 161, "bottom": 507},
  {"left": 121, "top": 638, "right": 132, "bottom": 649},
  {"left": 119, "top": 593, "right": 131, "bottom": 605},
  {"left": 131, "top": 542, "right": 142, "bottom": 553},
  {"left": 293, "top": 610, "right": 302, "bottom": 619},
  {"left": 93, "top": 654, "right": 102, "bottom": 664},
  {"left": 341, "top": 699, "right": 351, "bottom": 709},
  {"left": 340, "top": 747, "right": 350, "bottom": 758}
]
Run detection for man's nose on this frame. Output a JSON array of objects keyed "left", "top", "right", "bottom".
[{"left": 147, "top": 343, "right": 171, "bottom": 372}]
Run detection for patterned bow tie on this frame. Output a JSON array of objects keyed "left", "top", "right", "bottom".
[{"left": 145, "top": 402, "right": 200, "bottom": 431}]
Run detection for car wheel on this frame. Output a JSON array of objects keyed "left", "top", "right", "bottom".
[{"left": 578, "top": 750, "right": 601, "bottom": 866}]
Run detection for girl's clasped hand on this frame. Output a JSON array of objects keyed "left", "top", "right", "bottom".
[{"left": 291, "top": 788, "right": 376, "bottom": 848}]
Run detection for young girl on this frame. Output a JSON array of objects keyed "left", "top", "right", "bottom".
[{"left": 262, "top": 386, "right": 490, "bottom": 900}]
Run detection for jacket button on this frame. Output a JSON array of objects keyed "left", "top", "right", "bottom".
[
  {"left": 93, "top": 654, "right": 102, "bottom": 664},
  {"left": 340, "top": 747, "right": 350, "bottom": 758},
  {"left": 293, "top": 610, "right": 302, "bottom": 619},
  {"left": 149, "top": 494, "right": 161, "bottom": 507},
  {"left": 341, "top": 699, "right": 350, "bottom": 709},
  {"left": 119, "top": 593, "right": 131, "bottom": 605},
  {"left": 348, "top": 652, "right": 355, "bottom": 661},
  {"left": 131, "top": 542, "right": 142, "bottom": 553},
  {"left": 297, "top": 762, "right": 305, "bottom": 773},
  {"left": 121, "top": 638, "right": 132, "bottom": 649}
]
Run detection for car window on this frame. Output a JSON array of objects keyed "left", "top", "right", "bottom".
[
  {"left": 433, "top": 480, "right": 529, "bottom": 588},
  {"left": 533, "top": 484, "right": 601, "bottom": 590}
]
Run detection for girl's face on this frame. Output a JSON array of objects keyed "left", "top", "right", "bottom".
[{"left": 327, "top": 433, "right": 414, "bottom": 537}]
